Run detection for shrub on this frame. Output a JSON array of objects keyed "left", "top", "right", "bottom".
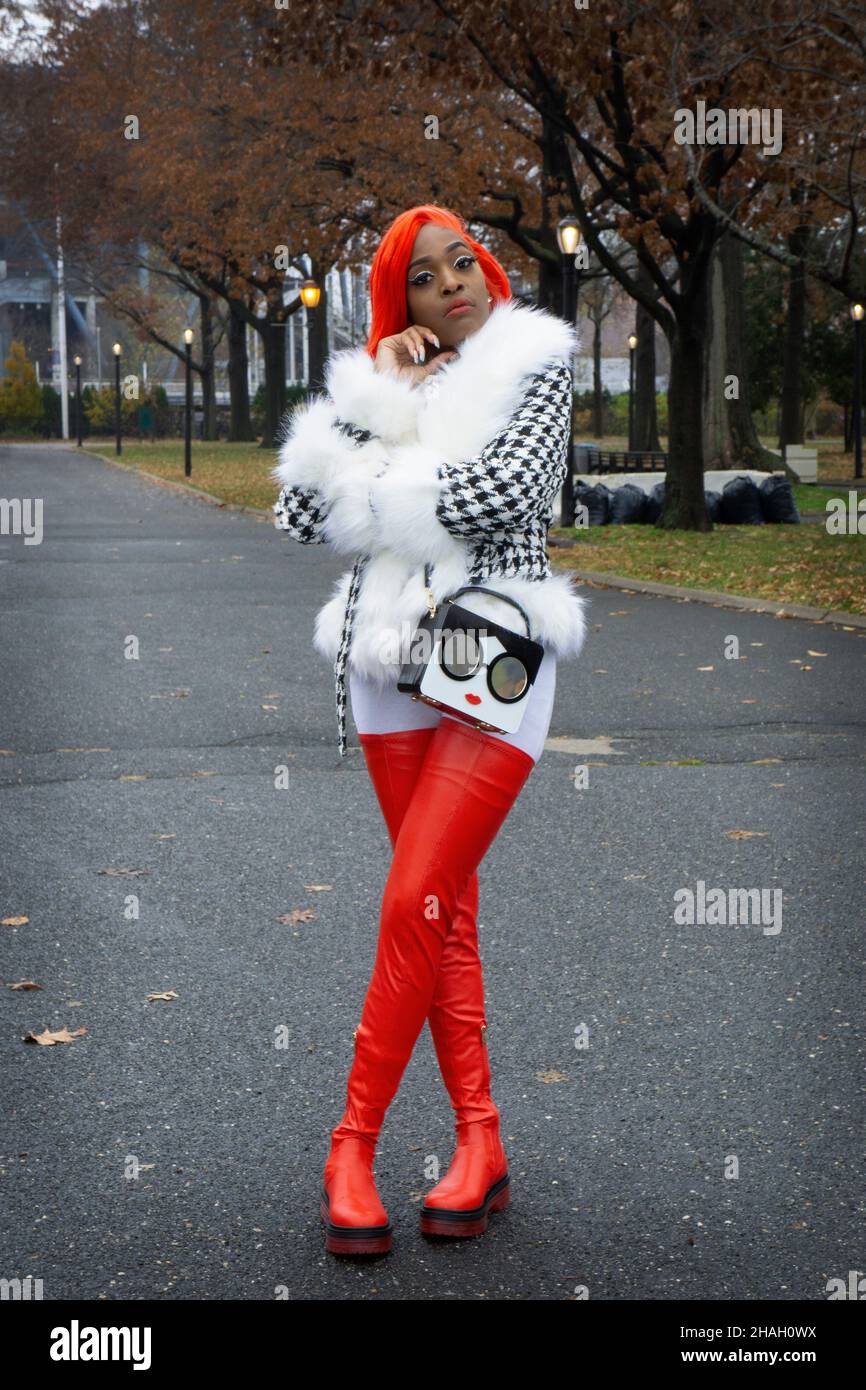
[
  {"left": 85, "top": 385, "right": 139, "bottom": 435},
  {"left": 0, "top": 340, "right": 43, "bottom": 433}
]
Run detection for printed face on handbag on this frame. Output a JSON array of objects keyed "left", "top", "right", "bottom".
[{"left": 416, "top": 604, "right": 542, "bottom": 734}]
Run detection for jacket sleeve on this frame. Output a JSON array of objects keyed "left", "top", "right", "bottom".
[
  {"left": 272, "top": 483, "right": 332, "bottom": 545},
  {"left": 270, "top": 349, "right": 422, "bottom": 557},
  {"left": 367, "top": 362, "right": 573, "bottom": 565}
]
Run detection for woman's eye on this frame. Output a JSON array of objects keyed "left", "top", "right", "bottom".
[{"left": 410, "top": 254, "right": 475, "bottom": 287}]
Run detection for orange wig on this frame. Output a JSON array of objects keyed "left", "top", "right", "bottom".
[{"left": 364, "top": 204, "right": 512, "bottom": 360}]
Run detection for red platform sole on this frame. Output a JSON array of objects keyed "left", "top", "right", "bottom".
[
  {"left": 319, "top": 1189, "right": 392, "bottom": 1256},
  {"left": 419, "top": 1173, "right": 511, "bottom": 1238}
]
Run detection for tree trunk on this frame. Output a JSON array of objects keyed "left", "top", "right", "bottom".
[
  {"left": 537, "top": 108, "right": 566, "bottom": 316},
  {"left": 592, "top": 315, "right": 604, "bottom": 436},
  {"left": 722, "top": 233, "right": 778, "bottom": 468},
  {"left": 259, "top": 317, "right": 287, "bottom": 449},
  {"left": 539, "top": 257, "right": 563, "bottom": 317},
  {"left": 703, "top": 233, "right": 784, "bottom": 472},
  {"left": 660, "top": 265, "right": 712, "bottom": 530},
  {"left": 702, "top": 240, "right": 732, "bottom": 468},
  {"left": 779, "top": 222, "right": 809, "bottom": 448},
  {"left": 633, "top": 264, "right": 661, "bottom": 451},
  {"left": 198, "top": 294, "right": 217, "bottom": 440},
  {"left": 227, "top": 299, "right": 254, "bottom": 441}
]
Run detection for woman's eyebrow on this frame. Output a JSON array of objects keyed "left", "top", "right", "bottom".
[{"left": 407, "top": 240, "right": 468, "bottom": 272}]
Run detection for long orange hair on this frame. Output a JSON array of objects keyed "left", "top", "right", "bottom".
[{"left": 364, "top": 204, "right": 512, "bottom": 360}]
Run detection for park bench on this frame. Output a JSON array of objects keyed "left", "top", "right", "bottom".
[{"left": 575, "top": 444, "right": 668, "bottom": 473}]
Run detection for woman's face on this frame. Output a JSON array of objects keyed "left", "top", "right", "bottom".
[{"left": 405, "top": 222, "right": 492, "bottom": 348}]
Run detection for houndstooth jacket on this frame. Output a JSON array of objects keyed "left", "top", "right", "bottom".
[{"left": 271, "top": 296, "right": 588, "bottom": 756}]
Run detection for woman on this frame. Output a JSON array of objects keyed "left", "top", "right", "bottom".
[{"left": 272, "top": 204, "right": 588, "bottom": 1256}]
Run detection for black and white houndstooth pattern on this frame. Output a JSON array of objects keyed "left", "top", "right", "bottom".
[
  {"left": 273, "top": 362, "right": 572, "bottom": 756},
  {"left": 272, "top": 418, "right": 375, "bottom": 542},
  {"left": 436, "top": 364, "right": 572, "bottom": 558},
  {"left": 272, "top": 485, "right": 330, "bottom": 543}
]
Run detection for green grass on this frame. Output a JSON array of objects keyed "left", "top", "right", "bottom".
[
  {"left": 551, "top": 522, "right": 866, "bottom": 614},
  {"left": 791, "top": 483, "right": 863, "bottom": 514},
  {"left": 84, "top": 440, "right": 278, "bottom": 509}
]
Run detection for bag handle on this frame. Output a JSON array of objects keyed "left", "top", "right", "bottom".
[{"left": 424, "top": 562, "right": 533, "bottom": 639}]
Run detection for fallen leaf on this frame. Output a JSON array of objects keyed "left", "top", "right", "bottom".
[
  {"left": 537, "top": 1069, "right": 568, "bottom": 1083},
  {"left": 98, "top": 868, "right": 150, "bottom": 877},
  {"left": 7, "top": 981, "right": 41, "bottom": 991},
  {"left": 146, "top": 990, "right": 179, "bottom": 1002},
  {"left": 261, "top": 704, "right": 278, "bottom": 711},
  {"left": 303, "top": 884, "right": 333, "bottom": 892},
  {"left": 697, "top": 665, "right": 714, "bottom": 671},
  {"left": 23, "top": 1025, "right": 87, "bottom": 1046},
  {"left": 119, "top": 774, "right": 149, "bottom": 781},
  {"left": 151, "top": 833, "right": 176, "bottom": 841},
  {"left": 725, "top": 829, "right": 769, "bottom": 839},
  {"left": 752, "top": 758, "right": 782, "bottom": 764},
  {"left": 2, "top": 915, "right": 29, "bottom": 926},
  {"left": 807, "top": 651, "right": 827, "bottom": 657},
  {"left": 277, "top": 908, "right": 316, "bottom": 924}
]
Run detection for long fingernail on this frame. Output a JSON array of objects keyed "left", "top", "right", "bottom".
[
  {"left": 419, "top": 347, "right": 425, "bottom": 362},
  {"left": 432, "top": 335, "right": 440, "bottom": 348}
]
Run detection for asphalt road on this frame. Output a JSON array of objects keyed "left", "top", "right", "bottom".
[{"left": 1, "top": 443, "right": 864, "bottom": 1302}]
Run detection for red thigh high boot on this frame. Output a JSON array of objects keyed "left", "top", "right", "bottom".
[
  {"left": 354, "top": 729, "right": 503, "bottom": 1236},
  {"left": 322, "top": 718, "right": 534, "bottom": 1253}
]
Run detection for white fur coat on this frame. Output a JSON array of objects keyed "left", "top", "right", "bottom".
[{"left": 271, "top": 297, "right": 588, "bottom": 689}]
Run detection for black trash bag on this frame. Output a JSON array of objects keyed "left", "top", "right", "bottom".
[
  {"left": 643, "top": 480, "right": 666, "bottom": 524},
  {"left": 608, "top": 482, "right": 648, "bottom": 524},
  {"left": 704, "top": 489, "right": 723, "bottom": 523},
  {"left": 759, "top": 474, "right": 801, "bottom": 524},
  {"left": 574, "top": 480, "right": 611, "bottom": 527},
  {"left": 721, "top": 474, "right": 765, "bottom": 525}
]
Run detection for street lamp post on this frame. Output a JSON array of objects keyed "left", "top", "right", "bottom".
[
  {"left": 852, "top": 303, "right": 864, "bottom": 481},
  {"left": 112, "top": 342, "right": 122, "bottom": 455},
  {"left": 627, "top": 333, "right": 638, "bottom": 454},
  {"left": 556, "top": 215, "right": 581, "bottom": 527},
  {"left": 300, "top": 279, "right": 322, "bottom": 395},
  {"left": 73, "top": 354, "right": 82, "bottom": 447},
  {"left": 183, "top": 327, "right": 194, "bottom": 477}
]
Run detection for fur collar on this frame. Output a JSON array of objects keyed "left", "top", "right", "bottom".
[
  {"left": 321, "top": 297, "right": 576, "bottom": 455},
  {"left": 415, "top": 297, "right": 576, "bottom": 458}
]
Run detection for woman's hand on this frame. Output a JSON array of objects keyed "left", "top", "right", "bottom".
[{"left": 374, "top": 325, "right": 458, "bottom": 383}]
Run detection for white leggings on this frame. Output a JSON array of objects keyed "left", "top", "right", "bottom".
[{"left": 348, "top": 648, "right": 557, "bottom": 765}]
